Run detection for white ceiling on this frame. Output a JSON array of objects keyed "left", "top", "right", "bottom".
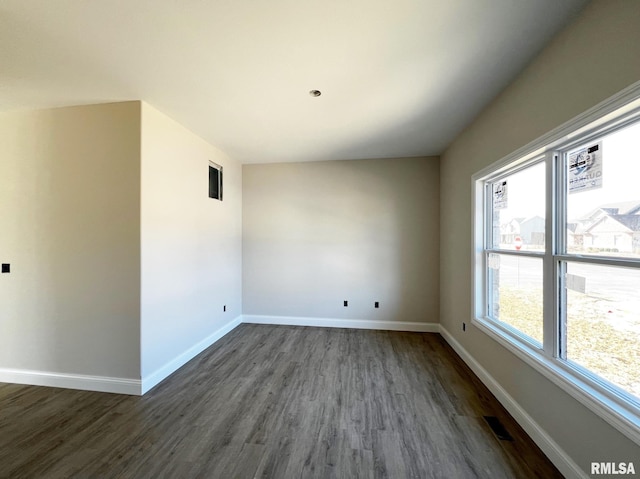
[{"left": 0, "top": 0, "right": 588, "bottom": 164}]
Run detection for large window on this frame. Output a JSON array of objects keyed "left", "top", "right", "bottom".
[{"left": 473, "top": 83, "right": 640, "bottom": 444}]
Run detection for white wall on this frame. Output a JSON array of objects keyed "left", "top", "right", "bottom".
[
  {"left": 440, "top": 0, "right": 640, "bottom": 473},
  {"left": 140, "top": 103, "right": 242, "bottom": 383},
  {"left": 242, "top": 157, "right": 439, "bottom": 326},
  {"left": 0, "top": 102, "right": 141, "bottom": 381}
]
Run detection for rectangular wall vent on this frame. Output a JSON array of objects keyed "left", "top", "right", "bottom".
[{"left": 209, "top": 161, "right": 223, "bottom": 201}]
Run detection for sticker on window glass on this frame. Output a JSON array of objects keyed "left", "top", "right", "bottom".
[
  {"left": 493, "top": 181, "right": 508, "bottom": 209},
  {"left": 568, "top": 142, "right": 602, "bottom": 194},
  {"left": 488, "top": 253, "right": 500, "bottom": 270}
]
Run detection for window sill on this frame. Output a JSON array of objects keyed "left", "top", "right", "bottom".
[{"left": 472, "top": 315, "right": 640, "bottom": 446}]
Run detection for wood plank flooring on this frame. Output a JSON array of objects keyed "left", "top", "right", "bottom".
[{"left": 0, "top": 325, "right": 562, "bottom": 478}]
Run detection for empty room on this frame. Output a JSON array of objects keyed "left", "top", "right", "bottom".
[{"left": 1, "top": 1, "right": 639, "bottom": 477}]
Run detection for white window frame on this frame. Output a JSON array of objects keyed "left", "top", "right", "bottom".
[{"left": 472, "top": 80, "right": 640, "bottom": 446}]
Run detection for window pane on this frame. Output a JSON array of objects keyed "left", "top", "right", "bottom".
[
  {"left": 488, "top": 253, "right": 543, "bottom": 345},
  {"left": 566, "top": 121, "right": 640, "bottom": 259},
  {"left": 565, "top": 262, "right": 640, "bottom": 401},
  {"left": 491, "top": 161, "right": 545, "bottom": 251}
]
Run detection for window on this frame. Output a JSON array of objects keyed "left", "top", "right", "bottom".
[
  {"left": 473, "top": 82, "right": 640, "bottom": 445},
  {"left": 209, "top": 161, "right": 223, "bottom": 201},
  {"left": 486, "top": 161, "right": 546, "bottom": 346}
]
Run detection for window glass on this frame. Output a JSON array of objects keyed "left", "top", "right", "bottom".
[
  {"left": 566, "top": 122, "right": 640, "bottom": 259},
  {"left": 491, "top": 162, "right": 545, "bottom": 251},
  {"left": 565, "top": 262, "right": 640, "bottom": 401},
  {"left": 488, "top": 253, "right": 543, "bottom": 346}
]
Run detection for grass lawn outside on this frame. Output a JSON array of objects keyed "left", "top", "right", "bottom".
[{"left": 497, "top": 286, "right": 640, "bottom": 401}]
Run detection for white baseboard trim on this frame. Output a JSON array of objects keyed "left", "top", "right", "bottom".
[
  {"left": 0, "top": 368, "right": 141, "bottom": 395},
  {"left": 242, "top": 314, "right": 439, "bottom": 332},
  {"left": 439, "top": 326, "right": 588, "bottom": 479},
  {"left": 141, "top": 314, "right": 243, "bottom": 395}
]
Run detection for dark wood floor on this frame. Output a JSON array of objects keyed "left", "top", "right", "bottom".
[{"left": 0, "top": 325, "right": 562, "bottom": 478}]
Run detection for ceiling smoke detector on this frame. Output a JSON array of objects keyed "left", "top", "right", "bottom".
[{"left": 309, "top": 90, "right": 322, "bottom": 97}]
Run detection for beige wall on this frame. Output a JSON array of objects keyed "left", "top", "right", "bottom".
[
  {"left": 0, "top": 102, "right": 141, "bottom": 379},
  {"left": 440, "top": 0, "right": 640, "bottom": 472},
  {"left": 140, "top": 103, "right": 242, "bottom": 379},
  {"left": 243, "top": 157, "right": 439, "bottom": 324}
]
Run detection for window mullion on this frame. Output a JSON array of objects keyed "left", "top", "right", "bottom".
[
  {"left": 554, "top": 151, "right": 567, "bottom": 359},
  {"left": 553, "top": 151, "right": 568, "bottom": 359},
  {"left": 543, "top": 152, "right": 557, "bottom": 357}
]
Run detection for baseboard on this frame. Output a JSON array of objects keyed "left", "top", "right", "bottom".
[
  {"left": 439, "top": 326, "right": 588, "bottom": 479},
  {"left": 141, "top": 314, "right": 243, "bottom": 394},
  {"left": 242, "top": 314, "right": 439, "bottom": 332},
  {"left": 0, "top": 368, "right": 141, "bottom": 395}
]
